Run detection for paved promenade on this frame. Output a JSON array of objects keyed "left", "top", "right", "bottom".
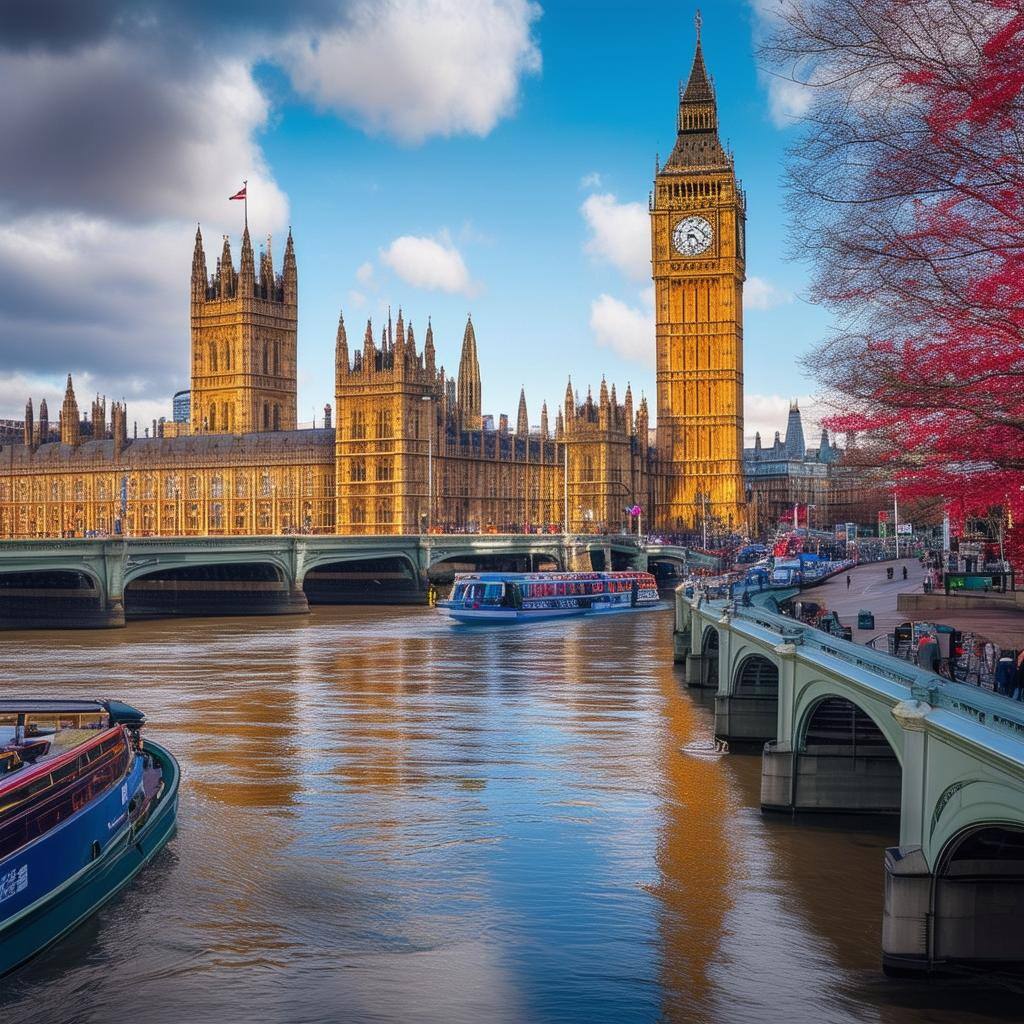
[
  {"left": 810, "top": 559, "right": 1024, "bottom": 648},
  {"left": 804, "top": 558, "right": 924, "bottom": 642}
]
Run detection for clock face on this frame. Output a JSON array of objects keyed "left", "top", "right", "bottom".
[{"left": 672, "top": 216, "right": 713, "bottom": 256}]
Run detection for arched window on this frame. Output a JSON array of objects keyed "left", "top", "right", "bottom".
[
  {"left": 211, "top": 344, "right": 218, "bottom": 372},
  {"left": 273, "top": 342, "right": 281, "bottom": 376},
  {"left": 224, "top": 344, "right": 231, "bottom": 371},
  {"left": 262, "top": 343, "right": 269, "bottom": 374},
  {"left": 263, "top": 402, "right": 269, "bottom": 431},
  {"left": 209, "top": 405, "right": 217, "bottom": 432},
  {"left": 273, "top": 404, "right": 280, "bottom": 431}
]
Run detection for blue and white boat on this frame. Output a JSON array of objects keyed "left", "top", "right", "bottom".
[
  {"left": 437, "top": 570, "right": 660, "bottom": 623},
  {"left": 0, "top": 698, "right": 179, "bottom": 976}
]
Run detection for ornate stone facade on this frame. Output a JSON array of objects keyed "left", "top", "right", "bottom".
[
  {"left": 651, "top": 27, "right": 746, "bottom": 531},
  {"left": 0, "top": 28, "right": 754, "bottom": 542},
  {"left": 190, "top": 225, "right": 298, "bottom": 435},
  {"left": 0, "top": 228, "right": 651, "bottom": 538}
]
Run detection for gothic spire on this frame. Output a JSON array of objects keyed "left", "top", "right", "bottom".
[
  {"left": 457, "top": 315, "right": 482, "bottom": 430},
  {"left": 663, "top": 18, "right": 729, "bottom": 173},
  {"left": 282, "top": 227, "right": 297, "bottom": 305},
  {"left": 516, "top": 388, "right": 529, "bottom": 436},
  {"left": 424, "top": 316, "right": 436, "bottom": 374},
  {"left": 61, "top": 373, "right": 81, "bottom": 446},
  {"left": 540, "top": 401, "right": 549, "bottom": 440},
  {"left": 191, "top": 225, "right": 207, "bottom": 300},
  {"left": 335, "top": 309, "right": 349, "bottom": 375}
]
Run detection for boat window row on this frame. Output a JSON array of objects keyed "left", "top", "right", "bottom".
[{"left": 0, "top": 732, "right": 130, "bottom": 860}]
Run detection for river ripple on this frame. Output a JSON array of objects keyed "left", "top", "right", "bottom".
[{"left": 1, "top": 606, "right": 1021, "bottom": 1022}]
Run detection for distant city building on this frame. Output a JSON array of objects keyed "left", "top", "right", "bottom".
[
  {"left": 745, "top": 401, "right": 880, "bottom": 533},
  {"left": 172, "top": 390, "right": 190, "bottom": 423}
]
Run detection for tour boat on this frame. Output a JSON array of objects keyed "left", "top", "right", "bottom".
[
  {"left": 0, "top": 698, "right": 180, "bottom": 976},
  {"left": 437, "top": 570, "right": 660, "bottom": 623}
]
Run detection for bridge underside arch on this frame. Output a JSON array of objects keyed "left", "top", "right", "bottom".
[
  {"left": 0, "top": 568, "right": 117, "bottom": 629},
  {"left": 427, "top": 551, "right": 560, "bottom": 583},
  {"left": 124, "top": 560, "right": 307, "bottom": 619},
  {"left": 715, "top": 653, "right": 779, "bottom": 744},
  {"left": 648, "top": 553, "right": 687, "bottom": 586},
  {"left": 931, "top": 823, "right": 1024, "bottom": 968},
  {"left": 304, "top": 555, "right": 422, "bottom": 605},
  {"left": 764, "top": 693, "right": 902, "bottom": 814}
]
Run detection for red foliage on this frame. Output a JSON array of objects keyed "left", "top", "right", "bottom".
[{"left": 770, "top": 1, "right": 1024, "bottom": 557}]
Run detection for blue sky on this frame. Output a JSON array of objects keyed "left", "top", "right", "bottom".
[{"left": 0, "top": 0, "right": 828, "bottom": 442}]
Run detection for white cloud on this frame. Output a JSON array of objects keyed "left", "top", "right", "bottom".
[
  {"left": 355, "top": 261, "right": 375, "bottom": 286},
  {"left": 764, "top": 76, "right": 813, "bottom": 126},
  {"left": 747, "top": 0, "right": 815, "bottom": 127},
  {"left": 581, "top": 192, "right": 649, "bottom": 281},
  {"left": 744, "top": 275, "right": 793, "bottom": 310},
  {"left": 744, "top": 393, "right": 826, "bottom": 446},
  {"left": 379, "top": 233, "right": 473, "bottom": 295},
  {"left": 280, "top": 0, "right": 542, "bottom": 143},
  {"left": 0, "top": 45, "right": 289, "bottom": 418},
  {"left": 589, "top": 293, "right": 654, "bottom": 367},
  {"left": 579, "top": 171, "right": 603, "bottom": 189}
]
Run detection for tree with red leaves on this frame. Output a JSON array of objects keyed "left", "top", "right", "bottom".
[{"left": 762, "top": 0, "right": 1024, "bottom": 555}]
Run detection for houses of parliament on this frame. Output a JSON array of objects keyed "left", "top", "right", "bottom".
[{"left": 0, "top": 30, "right": 868, "bottom": 542}]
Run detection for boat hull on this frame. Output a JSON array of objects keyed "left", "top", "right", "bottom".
[
  {"left": 1, "top": 740, "right": 180, "bottom": 977},
  {"left": 441, "top": 605, "right": 590, "bottom": 624}
]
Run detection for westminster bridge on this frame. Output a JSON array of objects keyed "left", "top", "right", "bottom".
[
  {"left": 0, "top": 533, "right": 699, "bottom": 628},
  {"left": 675, "top": 585, "right": 1024, "bottom": 974}
]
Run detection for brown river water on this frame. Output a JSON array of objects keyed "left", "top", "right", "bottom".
[{"left": 1, "top": 605, "right": 1021, "bottom": 1023}]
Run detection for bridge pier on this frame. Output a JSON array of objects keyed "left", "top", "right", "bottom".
[{"left": 760, "top": 741, "right": 902, "bottom": 813}]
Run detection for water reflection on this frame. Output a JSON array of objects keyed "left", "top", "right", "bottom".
[{"left": 0, "top": 607, "right": 1019, "bottom": 1022}]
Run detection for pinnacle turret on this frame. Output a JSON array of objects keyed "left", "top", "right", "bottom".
[
  {"left": 335, "top": 310, "right": 349, "bottom": 375},
  {"left": 457, "top": 315, "right": 482, "bottom": 430},
  {"left": 60, "top": 373, "right": 81, "bottom": 446},
  {"left": 282, "top": 228, "right": 297, "bottom": 305},
  {"left": 516, "top": 388, "right": 529, "bottom": 436}
]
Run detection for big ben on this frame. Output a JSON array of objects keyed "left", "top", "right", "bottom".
[{"left": 651, "top": 16, "right": 745, "bottom": 532}]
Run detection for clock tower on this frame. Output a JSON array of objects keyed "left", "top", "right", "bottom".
[{"left": 651, "top": 17, "right": 746, "bottom": 532}]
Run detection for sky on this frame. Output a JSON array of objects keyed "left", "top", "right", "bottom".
[{"left": 0, "top": 0, "right": 830, "bottom": 444}]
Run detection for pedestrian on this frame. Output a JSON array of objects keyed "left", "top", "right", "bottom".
[
  {"left": 846, "top": 574, "right": 851, "bottom": 589},
  {"left": 917, "top": 633, "right": 940, "bottom": 674},
  {"left": 902, "top": 565, "right": 908, "bottom": 580},
  {"left": 995, "top": 654, "right": 1016, "bottom": 697},
  {"left": 1015, "top": 649, "right": 1024, "bottom": 701}
]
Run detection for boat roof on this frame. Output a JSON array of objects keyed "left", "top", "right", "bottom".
[
  {"left": 0, "top": 699, "right": 107, "bottom": 715},
  {"left": 453, "top": 570, "right": 654, "bottom": 582}
]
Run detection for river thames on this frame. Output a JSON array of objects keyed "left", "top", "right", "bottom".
[{"left": 1, "top": 605, "right": 1020, "bottom": 1022}]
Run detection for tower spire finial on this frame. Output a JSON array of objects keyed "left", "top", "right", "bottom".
[{"left": 695, "top": 8, "right": 702, "bottom": 41}]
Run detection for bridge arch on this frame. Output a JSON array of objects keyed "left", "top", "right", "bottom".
[
  {"left": 301, "top": 551, "right": 422, "bottom": 605},
  {"left": 0, "top": 566, "right": 113, "bottom": 629},
  {"left": 123, "top": 558, "right": 305, "bottom": 619},
  {"left": 699, "top": 626, "right": 720, "bottom": 689},
  {"left": 930, "top": 818, "right": 1024, "bottom": 966},
  {"left": 714, "top": 650, "right": 779, "bottom": 743},
  {"left": 793, "top": 680, "right": 905, "bottom": 763},
  {"left": 777, "top": 686, "right": 903, "bottom": 814}
]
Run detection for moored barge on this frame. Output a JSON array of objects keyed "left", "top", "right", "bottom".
[{"left": 0, "top": 698, "right": 179, "bottom": 976}]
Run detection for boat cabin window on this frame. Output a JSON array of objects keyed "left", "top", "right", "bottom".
[
  {"left": 459, "top": 582, "right": 505, "bottom": 605},
  {"left": 0, "top": 730, "right": 130, "bottom": 859}
]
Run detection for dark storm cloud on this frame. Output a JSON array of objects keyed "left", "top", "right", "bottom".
[{"left": 0, "top": 0, "right": 346, "bottom": 52}]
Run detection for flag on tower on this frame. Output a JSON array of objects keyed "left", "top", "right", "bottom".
[{"left": 228, "top": 184, "right": 247, "bottom": 201}]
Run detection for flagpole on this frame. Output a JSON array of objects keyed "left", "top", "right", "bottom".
[{"left": 243, "top": 179, "right": 248, "bottom": 229}]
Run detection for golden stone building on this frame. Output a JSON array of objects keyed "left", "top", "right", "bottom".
[
  {"left": 0, "top": 27, "right": 768, "bottom": 542},
  {"left": 651, "top": 26, "right": 746, "bottom": 531},
  {"left": 0, "top": 218, "right": 651, "bottom": 539}
]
